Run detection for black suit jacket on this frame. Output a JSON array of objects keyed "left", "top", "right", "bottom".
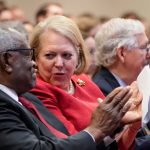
[
  {"left": 134, "top": 120, "right": 150, "bottom": 150},
  {"left": 22, "top": 92, "right": 70, "bottom": 136},
  {"left": 135, "top": 135, "right": 150, "bottom": 150},
  {"left": 92, "top": 67, "right": 120, "bottom": 96},
  {"left": 22, "top": 93, "right": 118, "bottom": 150},
  {"left": 0, "top": 90, "right": 98, "bottom": 150}
]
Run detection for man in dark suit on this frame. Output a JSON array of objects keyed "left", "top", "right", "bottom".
[
  {"left": 134, "top": 119, "right": 150, "bottom": 150},
  {"left": 0, "top": 27, "right": 133, "bottom": 150},
  {"left": 93, "top": 66, "right": 120, "bottom": 96},
  {"left": 135, "top": 135, "right": 150, "bottom": 150},
  {"left": 92, "top": 18, "right": 150, "bottom": 96}
]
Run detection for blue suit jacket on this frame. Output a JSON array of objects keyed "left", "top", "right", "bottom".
[
  {"left": 92, "top": 67, "right": 120, "bottom": 96},
  {"left": 135, "top": 132, "right": 150, "bottom": 150}
]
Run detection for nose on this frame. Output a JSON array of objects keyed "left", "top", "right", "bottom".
[
  {"left": 54, "top": 56, "right": 63, "bottom": 67},
  {"left": 146, "top": 49, "right": 150, "bottom": 58}
]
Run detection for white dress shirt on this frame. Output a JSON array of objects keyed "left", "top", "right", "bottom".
[{"left": 0, "top": 84, "right": 21, "bottom": 105}]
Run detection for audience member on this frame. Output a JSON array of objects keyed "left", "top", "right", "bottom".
[
  {"left": 92, "top": 18, "right": 150, "bottom": 96},
  {"left": 83, "top": 36, "right": 98, "bottom": 78},
  {"left": 35, "top": 2, "right": 64, "bottom": 24},
  {"left": 10, "top": 5, "right": 26, "bottom": 22},
  {"left": 35, "top": 7, "right": 46, "bottom": 24},
  {"left": 76, "top": 13, "right": 99, "bottom": 77},
  {"left": 0, "top": 0, "right": 6, "bottom": 11},
  {"left": 23, "top": 21, "right": 34, "bottom": 40},
  {"left": 76, "top": 13, "right": 99, "bottom": 38},
  {"left": 121, "top": 11, "right": 141, "bottom": 20},
  {"left": 30, "top": 15, "right": 105, "bottom": 134},
  {"left": 29, "top": 15, "right": 142, "bottom": 149},
  {"left": 0, "top": 7, "right": 13, "bottom": 21},
  {"left": 135, "top": 116, "right": 150, "bottom": 150},
  {"left": 89, "top": 16, "right": 110, "bottom": 37},
  {"left": 0, "top": 27, "right": 133, "bottom": 150}
]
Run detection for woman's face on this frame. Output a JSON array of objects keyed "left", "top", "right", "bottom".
[
  {"left": 36, "top": 30, "right": 78, "bottom": 91},
  {"left": 84, "top": 37, "right": 97, "bottom": 75}
]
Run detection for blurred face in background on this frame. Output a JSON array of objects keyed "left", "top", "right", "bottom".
[
  {"left": 84, "top": 36, "right": 97, "bottom": 76},
  {"left": 36, "top": 30, "right": 78, "bottom": 91},
  {"left": 46, "top": 5, "right": 64, "bottom": 17},
  {"left": 0, "top": 9, "right": 13, "bottom": 21}
]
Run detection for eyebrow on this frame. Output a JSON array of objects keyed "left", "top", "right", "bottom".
[{"left": 140, "top": 41, "right": 149, "bottom": 48}]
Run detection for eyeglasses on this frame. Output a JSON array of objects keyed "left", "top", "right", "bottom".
[
  {"left": 0, "top": 48, "right": 34, "bottom": 60},
  {"left": 138, "top": 44, "right": 150, "bottom": 53}
]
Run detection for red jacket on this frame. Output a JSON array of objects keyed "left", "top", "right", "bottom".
[{"left": 31, "top": 74, "right": 105, "bottom": 134}]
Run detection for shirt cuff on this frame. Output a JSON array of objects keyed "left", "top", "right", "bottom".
[
  {"left": 84, "top": 129, "right": 115, "bottom": 147},
  {"left": 83, "top": 130, "right": 95, "bottom": 142}
]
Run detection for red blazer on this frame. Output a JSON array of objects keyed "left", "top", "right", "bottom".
[{"left": 30, "top": 74, "right": 105, "bottom": 134}]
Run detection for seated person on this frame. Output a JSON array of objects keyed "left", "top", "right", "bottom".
[
  {"left": 29, "top": 15, "right": 142, "bottom": 149},
  {"left": 92, "top": 18, "right": 150, "bottom": 96},
  {"left": 0, "top": 27, "right": 133, "bottom": 149}
]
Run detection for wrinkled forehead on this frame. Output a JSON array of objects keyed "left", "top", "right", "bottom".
[{"left": 136, "top": 32, "right": 149, "bottom": 46}]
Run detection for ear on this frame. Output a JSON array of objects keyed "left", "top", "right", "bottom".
[
  {"left": 116, "top": 47, "right": 127, "bottom": 63},
  {"left": 0, "top": 52, "right": 13, "bottom": 73}
]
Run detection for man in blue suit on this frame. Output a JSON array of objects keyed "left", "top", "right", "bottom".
[{"left": 93, "top": 18, "right": 150, "bottom": 96}]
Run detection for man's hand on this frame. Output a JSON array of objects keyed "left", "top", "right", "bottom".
[{"left": 85, "top": 87, "right": 132, "bottom": 143}]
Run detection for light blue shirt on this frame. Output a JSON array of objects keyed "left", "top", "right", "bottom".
[{"left": 111, "top": 72, "right": 127, "bottom": 87}]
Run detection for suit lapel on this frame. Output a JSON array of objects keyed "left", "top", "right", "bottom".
[
  {"left": 0, "top": 90, "right": 56, "bottom": 139},
  {"left": 22, "top": 92, "right": 70, "bottom": 135},
  {"left": 100, "top": 67, "right": 120, "bottom": 90},
  {"left": 93, "top": 66, "right": 121, "bottom": 96}
]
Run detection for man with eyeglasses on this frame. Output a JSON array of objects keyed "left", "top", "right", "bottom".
[
  {"left": 0, "top": 28, "right": 134, "bottom": 150},
  {"left": 92, "top": 18, "right": 150, "bottom": 96},
  {"left": 92, "top": 18, "right": 150, "bottom": 149}
]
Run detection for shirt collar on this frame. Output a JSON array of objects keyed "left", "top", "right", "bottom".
[
  {"left": 111, "top": 72, "right": 127, "bottom": 87},
  {"left": 0, "top": 84, "right": 19, "bottom": 103}
]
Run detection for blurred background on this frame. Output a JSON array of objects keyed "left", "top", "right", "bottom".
[{"left": 4, "top": 0, "right": 150, "bottom": 23}]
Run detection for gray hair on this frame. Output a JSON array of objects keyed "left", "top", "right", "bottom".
[
  {"left": 0, "top": 28, "right": 29, "bottom": 52},
  {"left": 0, "top": 20, "right": 29, "bottom": 41},
  {"left": 95, "top": 18, "right": 145, "bottom": 67}
]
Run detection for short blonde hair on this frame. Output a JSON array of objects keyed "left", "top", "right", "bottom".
[{"left": 30, "top": 15, "right": 88, "bottom": 74}]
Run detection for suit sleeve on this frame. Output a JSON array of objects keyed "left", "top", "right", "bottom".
[
  {"left": 0, "top": 104, "right": 97, "bottom": 150},
  {"left": 31, "top": 85, "right": 78, "bottom": 135}
]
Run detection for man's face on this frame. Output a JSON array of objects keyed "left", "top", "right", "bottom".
[
  {"left": 84, "top": 37, "right": 97, "bottom": 74},
  {"left": 9, "top": 48, "right": 36, "bottom": 94},
  {"left": 121, "top": 33, "right": 150, "bottom": 82},
  {"left": 46, "top": 5, "right": 64, "bottom": 17}
]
